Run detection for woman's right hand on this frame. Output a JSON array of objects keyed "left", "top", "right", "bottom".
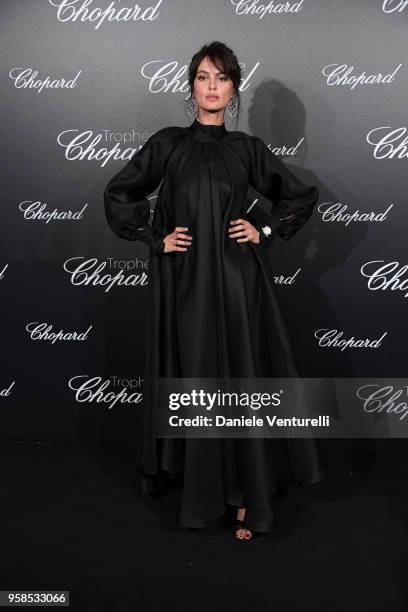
[{"left": 163, "top": 226, "right": 193, "bottom": 253}]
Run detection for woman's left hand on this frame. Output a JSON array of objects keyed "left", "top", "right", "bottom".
[{"left": 228, "top": 218, "right": 260, "bottom": 244}]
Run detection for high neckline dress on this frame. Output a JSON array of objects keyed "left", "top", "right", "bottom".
[{"left": 104, "top": 117, "right": 327, "bottom": 532}]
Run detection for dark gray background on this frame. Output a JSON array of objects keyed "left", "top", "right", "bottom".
[{"left": 1, "top": 0, "right": 406, "bottom": 441}]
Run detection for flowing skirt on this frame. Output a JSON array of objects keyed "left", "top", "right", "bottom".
[{"left": 137, "top": 240, "right": 327, "bottom": 533}]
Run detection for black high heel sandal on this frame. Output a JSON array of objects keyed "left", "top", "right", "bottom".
[
  {"left": 234, "top": 517, "right": 259, "bottom": 541},
  {"left": 234, "top": 519, "right": 254, "bottom": 542}
]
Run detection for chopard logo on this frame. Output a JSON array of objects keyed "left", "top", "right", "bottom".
[
  {"left": 19, "top": 201, "right": 88, "bottom": 222},
  {"left": 63, "top": 257, "right": 149, "bottom": 292},
  {"left": 366, "top": 126, "right": 408, "bottom": 159},
  {"left": 141, "top": 60, "right": 257, "bottom": 94},
  {"left": 318, "top": 203, "right": 393, "bottom": 225},
  {"left": 322, "top": 63, "right": 402, "bottom": 89},
  {"left": 57, "top": 130, "right": 150, "bottom": 167},
  {"left": 9, "top": 68, "right": 82, "bottom": 92},
  {"left": 382, "top": 0, "right": 408, "bottom": 12},
  {"left": 230, "top": 0, "right": 304, "bottom": 18},
  {"left": 315, "top": 329, "right": 387, "bottom": 350},
  {"left": 358, "top": 384, "right": 408, "bottom": 422},
  {"left": 68, "top": 375, "right": 144, "bottom": 410},
  {"left": 25, "top": 322, "right": 93, "bottom": 343},
  {"left": 48, "top": 0, "right": 164, "bottom": 29},
  {"left": 361, "top": 260, "right": 408, "bottom": 298}
]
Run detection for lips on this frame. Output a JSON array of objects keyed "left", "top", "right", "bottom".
[{"left": 206, "top": 96, "right": 219, "bottom": 100}]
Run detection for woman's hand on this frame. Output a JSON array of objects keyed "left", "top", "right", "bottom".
[
  {"left": 228, "top": 219, "right": 260, "bottom": 245},
  {"left": 163, "top": 226, "right": 193, "bottom": 253}
]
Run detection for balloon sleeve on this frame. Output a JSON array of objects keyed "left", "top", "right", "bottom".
[
  {"left": 103, "top": 133, "right": 166, "bottom": 254},
  {"left": 246, "top": 135, "right": 319, "bottom": 249}
]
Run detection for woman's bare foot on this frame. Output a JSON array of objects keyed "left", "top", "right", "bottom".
[{"left": 236, "top": 507, "right": 252, "bottom": 540}]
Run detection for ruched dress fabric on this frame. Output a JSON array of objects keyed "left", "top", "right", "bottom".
[{"left": 104, "top": 118, "right": 326, "bottom": 532}]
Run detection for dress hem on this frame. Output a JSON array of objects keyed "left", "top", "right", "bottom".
[{"left": 139, "top": 463, "right": 327, "bottom": 534}]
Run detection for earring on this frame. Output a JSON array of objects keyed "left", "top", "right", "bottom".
[
  {"left": 226, "top": 94, "right": 238, "bottom": 118},
  {"left": 186, "top": 95, "right": 198, "bottom": 117}
]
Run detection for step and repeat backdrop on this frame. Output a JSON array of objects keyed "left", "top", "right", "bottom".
[{"left": 1, "top": 0, "right": 407, "bottom": 441}]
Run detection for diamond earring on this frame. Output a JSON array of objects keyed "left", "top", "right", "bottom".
[
  {"left": 186, "top": 94, "right": 198, "bottom": 117},
  {"left": 226, "top": 94, "right": 238, "bottom": 118}
]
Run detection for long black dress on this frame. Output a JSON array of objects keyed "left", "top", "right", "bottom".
[{"left": 104, "top": 118, "right": 326, "bottom": 532}]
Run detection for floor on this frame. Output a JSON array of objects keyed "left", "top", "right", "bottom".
[{"left": 1, "top": 439, "right": 407, "bottom": 612}]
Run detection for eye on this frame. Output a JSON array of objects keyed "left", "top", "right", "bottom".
[
  {"left": 197, "top": 75, "right": 206, "bottom": 80},
  {"left": 219, "top": 76, "right": 228, "bottom": 81}
]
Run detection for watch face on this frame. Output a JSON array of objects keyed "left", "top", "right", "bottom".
[{"left": 261, "top": 225, "right": 272, "bottom": 236}]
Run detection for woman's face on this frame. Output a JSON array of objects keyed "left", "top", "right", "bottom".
[{"left": 193, "top": 56, "right": 235, "bottom": 116}]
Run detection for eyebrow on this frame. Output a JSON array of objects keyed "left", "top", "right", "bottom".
[{"left": 197, "top": 69, "right": 226, "bottom": 75}]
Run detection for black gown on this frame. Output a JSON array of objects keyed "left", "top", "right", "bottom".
[{"left": 104, "top": 118, "right": 326, "bottom": 532}]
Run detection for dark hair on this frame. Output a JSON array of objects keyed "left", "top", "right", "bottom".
[{"left": 185, "top": 41, "right": 242, "bottom": 125}]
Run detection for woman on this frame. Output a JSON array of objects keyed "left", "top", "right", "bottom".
[{"left": 104, "top": 41, "right": 326, "bottom": 541}]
